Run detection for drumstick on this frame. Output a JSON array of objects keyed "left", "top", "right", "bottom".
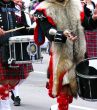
[{"left": 5, "top": 26, "right": 25, "bottom": 34}]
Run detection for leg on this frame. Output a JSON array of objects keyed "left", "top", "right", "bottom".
[
  {"left": 57, "top": 85, "right": 73, "bottom": 110},
  {"left": 11, "top": 85, "right": 19, "bottom": 98},
  {"left": 10, "top": 79, "right": 25, "bottom": 106},
  {"left": 11, "top": 84, "right": 21, "bottom": 106}
]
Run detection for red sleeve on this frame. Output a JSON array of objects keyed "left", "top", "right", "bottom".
[{"left": 80, "top": 11, "right": 85, "bottom": 23}]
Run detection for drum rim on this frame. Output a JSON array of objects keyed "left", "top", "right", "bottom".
[
  {"left": 76, "top": 72, "right": 97, "bottom": 79},
  {"left": 9, "top": 35, "right": 34, "bottom": 42}
]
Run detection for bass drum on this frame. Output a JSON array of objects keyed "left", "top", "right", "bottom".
[{"left": 76, "top": 57, "right": 97, "bottom": 101}]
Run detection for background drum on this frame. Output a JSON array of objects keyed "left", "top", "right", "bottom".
[
  {"left": 76, "top": 57, "right": 97, "bottom": 101},
  {"left": 8, "top": 35, "right": 41, "bottom": 64}
]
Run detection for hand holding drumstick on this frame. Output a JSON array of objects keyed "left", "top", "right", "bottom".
[{"left": 0, "top": 28, "right": 5, "bottom": 36}]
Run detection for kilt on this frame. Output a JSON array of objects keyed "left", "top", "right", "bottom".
[
  {"left": 0, "top": 53, "right": 33, "bottom": 80},
  {"left": 85, "top": 30, "right": 97, "bottom": 58},
  {"left": 0, "top": 50, "right": 33, "bottom": 100}
]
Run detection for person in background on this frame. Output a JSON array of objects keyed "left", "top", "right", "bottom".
[
  {"left": 84, "top": 0, "right": 95, "bottom": 17},
  {"left": 81, "top": 0, "right": 86, "bottom": 8},
  {"left": 0, "top": 0, "right": 33, "bottom": 110},
  {"left": 33, "top": 0, "right": 86, "bottom": 110},
  {"left": 81, "top": 0, "right": 97, "bottom": 58}
]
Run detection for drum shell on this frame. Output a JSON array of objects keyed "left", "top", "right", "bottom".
[{"left": 76, "top": 58, "right": 97, "bottom": 101}]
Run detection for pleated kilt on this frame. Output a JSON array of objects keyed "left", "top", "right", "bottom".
[
  {"left": 0, "top": 53, "right": 33, "bottom": 80},
  {"left": 85, "top": 29, "right": 97, "bottom": 58}
]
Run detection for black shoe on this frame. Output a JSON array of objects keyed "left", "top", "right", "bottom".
[{"left": 14, "top": 96, "right": 21, "bottom": 106}]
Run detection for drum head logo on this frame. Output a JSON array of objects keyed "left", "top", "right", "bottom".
[{"left": 27, "top": 43, "right": 37, "bottom": 56}]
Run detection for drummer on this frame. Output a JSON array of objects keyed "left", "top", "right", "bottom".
[
  {"left": 10, "top": 0, "right": 35, "bottom": 106},
  {"left": 0, "top": 0, "right": 33, "bottom": 110}
]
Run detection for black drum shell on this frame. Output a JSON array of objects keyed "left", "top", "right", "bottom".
[
  {"left": 9, "top": 35, "right": 41, "bottom": 64},
  {"left": 76, "top": 58, "right": 97, "bottom": 101}
]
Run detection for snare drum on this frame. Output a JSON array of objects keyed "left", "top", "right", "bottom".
[
  {"left": 8, "top": 35, "right": 37, "bottom": 64},
  {"left": 76, "top": 57, "right": 97, "bottom": 101}
]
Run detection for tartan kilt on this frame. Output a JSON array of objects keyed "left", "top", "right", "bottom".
[
  {"left": 0, "top": 54, "right": 33, "bottom": 80},
  {"left": 85, "top": 30, "right": 97, "bottom": 58}
]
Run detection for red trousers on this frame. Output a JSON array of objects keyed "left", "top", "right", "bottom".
[{"left": 57, "top": 92, "right": 73, "bottom": 110}]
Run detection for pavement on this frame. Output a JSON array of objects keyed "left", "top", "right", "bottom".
[{"left": 10, "top": 53, "right": 97, "bottom": 110}]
